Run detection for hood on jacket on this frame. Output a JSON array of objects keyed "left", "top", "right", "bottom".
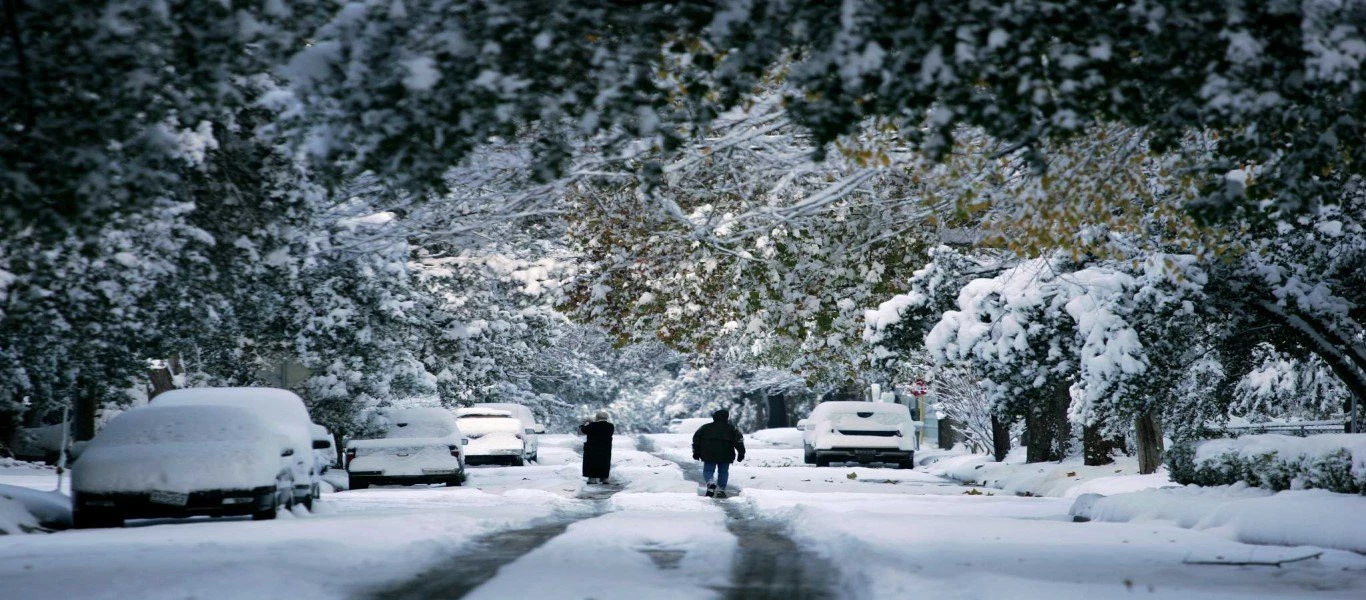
[{"left": 712, "top": 409, "right": 729, "bottom": 423}]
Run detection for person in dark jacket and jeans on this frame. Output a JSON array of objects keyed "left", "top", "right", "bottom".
[{"left": 692, "top": 409, "right": 745, "bottom": 497}]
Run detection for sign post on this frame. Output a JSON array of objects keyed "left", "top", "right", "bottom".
[{"left": 909, "top": 379, "right": 929, "bottom": 447}]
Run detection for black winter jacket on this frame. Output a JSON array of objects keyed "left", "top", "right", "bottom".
[{"left": 692, "top": 419, "right": 745, "bottom": 464}]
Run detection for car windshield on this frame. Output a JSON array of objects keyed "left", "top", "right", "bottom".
[
  {"left": 385, "top": 419, "right": 455, "bottom": 439},
  {"left": 381, "top": 408, "right": 458, "bottom": 438},
  {"left": 457, "top": 416, "right": 521, "bottom": 435}
]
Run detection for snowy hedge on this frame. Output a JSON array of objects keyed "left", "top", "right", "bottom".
[{"left": 1168, "top": 434, "right": 1366, "bottom": 494}]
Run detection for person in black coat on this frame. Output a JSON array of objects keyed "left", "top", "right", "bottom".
[
  {"left": 692, "top": 409, "right": 745, "bottom": 497},
  {"left": 580, "top": 411, "right": 614, "bottom": 484}
]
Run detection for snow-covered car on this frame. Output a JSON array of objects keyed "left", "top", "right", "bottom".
[
  {"left": 346, "top": 408, "right": 466, "bottom": 489},
  {"left": 478, "top": 403, "right": 545, "bottom": 462},
  {"left": 310, "top": 423, "right": 335, "bottom": 474},
  {"left": 455, "top": 407, "right": 529, "bottom": 466},
  {"left": 155, "top": 387, "right": 324, "bottom": 509},
  {"left": 798, "top": 401, "right": 917, "bottom": 468},
  {"left": 70, "top": 405, "right": 295, "bottom": 528}
]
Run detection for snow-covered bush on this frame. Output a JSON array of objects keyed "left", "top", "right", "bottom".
[{"left": 1170, "top": 434, "right": 1366, "bottom": 494}]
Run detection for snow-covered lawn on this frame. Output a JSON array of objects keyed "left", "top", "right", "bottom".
[{"left": 924, "top": 447, "right": 1177, "bottom": 497}]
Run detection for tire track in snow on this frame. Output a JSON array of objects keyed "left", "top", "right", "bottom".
[
  {"left": 637, "top": 435, "right": 837, "bottom": 600},
  {"left": 369, "top": 444, "right": 626, "bottom": 599}
]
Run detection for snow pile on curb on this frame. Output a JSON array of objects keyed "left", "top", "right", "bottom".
[
  {"left": 0, "top": 483, "right": 70, "bottom": 530},
  {"left": 1069, "top": 484, "right": 1366, "bottom": 554},
  {"left": 0, "top": 495, "right": 40, "bottom": 534},
  {"left": 924, "top": 450, "right": 1176, "bottom": 497},
  {"left": 0, "top": 457, "right": 55, "bottom": 470},
  {"left": 1171, "top": 433, "right": 1366, "bottom": 493},
  {"left": 748, "top": 427, "right": 802, "bottom": 447}
]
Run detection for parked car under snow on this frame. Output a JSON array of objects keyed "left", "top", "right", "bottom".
[
  {"left": 798, "top": 401, "right": 918, "bottom": 468},
  {"left": 346, "top": 408, "right": 467, "bottom": 489},
  {"left": 455, "top": 407, "right": 530, "bottom": 466},
  {"left": 70, "top": 405, "right": 296, "bottom": 528},
  {"left": 155, "top": 387, "right": 325, "bottom": 509}
]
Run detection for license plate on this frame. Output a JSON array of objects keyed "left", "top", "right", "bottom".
[
  {"left": 855, "top": 449, "right": 876, "bottom": 456},
  {"left": 149, "top": 491, "right": 189, "bottom": 506}
]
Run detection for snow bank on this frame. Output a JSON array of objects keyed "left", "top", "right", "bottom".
[
  {"left": 925, "top": 450, "right": 1176, "bottom": 497},
  {"left": 1070, "top": 484, "right": 1366, "bottom": 554},
  {"left": 0, "top": 495, "right": 40, "bottom": 534},
  {"left": 1173, "top": 433, "right": 1366, "bottom": 493},
  {"left": 749, "top": 489, "right": 1366, "bottom": 599},
  {"left": 0, "top": 483, "right": 70, "bottom": 529},
  {"left": 748, "top": 427, "right": 802, "bottom": 447}
]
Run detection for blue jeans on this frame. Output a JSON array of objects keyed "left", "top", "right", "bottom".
[{"left": 703, "top": 462, "right": 730, "bottom": 489}]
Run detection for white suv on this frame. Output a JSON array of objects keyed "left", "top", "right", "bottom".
[{"left": 798, "top": 401, "right": 917, "bottom": 468}]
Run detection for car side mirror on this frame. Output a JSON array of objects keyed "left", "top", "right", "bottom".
[
  {"left": 461, "top": 438, "right": 470, "bottom": 446},
  {"left": 525, "top": 428, "right": 536, "bottom": 435},
  {"left": 281, "top": 448, "right": 295, "bottom": 457},
  {"left": 533, "top": 424, "right": 546, "bottom": 434},
  {"left": 313, "top": 439, "right": 332, "bottom": 450},
  {"left": 68, "top": 440, "right": 89, "bottom": 459}
]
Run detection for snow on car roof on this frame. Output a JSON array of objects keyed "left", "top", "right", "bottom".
[
  {"left": 93, "top": 405, "right": 276, "bottom": 446},
  {"left": 810, "top": 401, "right": 910, "bottom": 416},
  {"left": 454, "top": 407, "right": 515, "bottom": 417},
  {"left": 155, "top": 387, "right": 310, "bottom": 424}
]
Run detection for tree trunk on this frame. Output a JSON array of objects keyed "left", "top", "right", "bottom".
[
  {"left": 991, "top": 415, "right": 1011, "bottom": 462},
  {"left": 1025, "top": 383, "right": 1071, "bottom": 463},
  {"left": 149, "top": 366, "right": 175, "bottom": 399},
  {"left": 73, "top": 394, "right": 96, "bottom": 442},
  {"left": 1135, "top": 411, "right": 1164, "bottom": 475},
  {"left": 1082, "top": 422, "right": 1121, "bottom": 466}
]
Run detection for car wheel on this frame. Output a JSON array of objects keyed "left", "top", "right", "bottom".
[
  {"left": 529, "top": 453, "right": 538, "bottom": 462},
  {"left": 300, "top": 494, "right": 314, "bottom": 512},
  {"left": 251, "top": 507, "right": 277, "bottom": 521},
  {"left": 350, "top": 479, "right": 369, "bottom": 490},
  {"left": 511, "top": 457, "right": 525, "bottom": 467},
  {"left": 815, "top": 456, "right": 831, "bottom": 467}
]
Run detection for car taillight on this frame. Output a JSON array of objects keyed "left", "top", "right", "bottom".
[
  {"left": 345, "top": 448, "right": 356, "bottom": 467},
  {"left": 448, "top": 445, "right": 460, "bottom": 458}
]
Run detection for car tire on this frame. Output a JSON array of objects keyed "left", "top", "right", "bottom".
[
  {"left": 445, "top": 476, "right": 462, "bottom": 487},
  {"left": 300, "top": 494, "right": 314, "bottom": 512},
  {"left": 251, "top": 507, "right": 277, "bottom": 521},
  {"left": 815, "top": 456, "right": 831, "bottom": 467},
  {"left": 529, "top": 453, "right": 538, "bottom": 462},
  {"left": 350, "top": 479, "right": 369, "bottom": 490},
  {"left": 511, "top": 457, "right": 525, "bottom": 467}
]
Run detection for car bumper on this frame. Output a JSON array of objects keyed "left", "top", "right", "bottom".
[
  {"left": 815, "top": 448, "right": 913, "bottom": 463},
  {"left": 73, "top": 486, "right": 277, "bottom": 518},
  {"left": 348, "top": 471, "right": 461, "bottom": 486}
]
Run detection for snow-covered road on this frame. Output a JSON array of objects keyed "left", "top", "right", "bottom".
[{"left": 2, "top": 433, "right": 1364, "bottom": 599}]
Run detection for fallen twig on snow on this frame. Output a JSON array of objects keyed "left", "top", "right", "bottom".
[{"left": 1182, "top": 552, "right": 1323, "bottom": 567}]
